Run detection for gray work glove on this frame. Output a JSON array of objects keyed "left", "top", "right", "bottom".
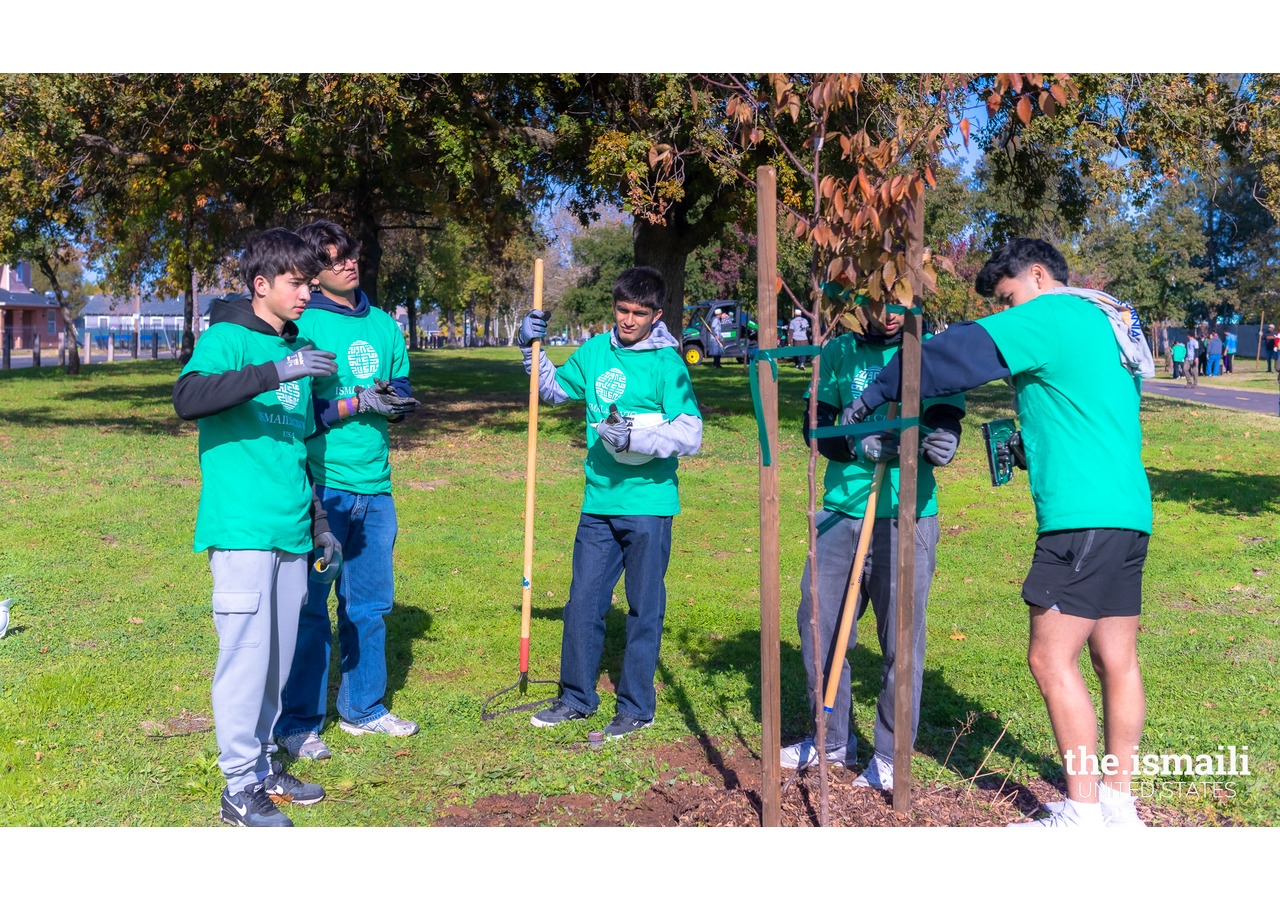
[
  {"left": 275, "top": 346, "right": 338, "bottom": 382},
  {"left": 357, "top": 379, "right": 421, "bottom": 418},
  {"left": 518, "top": 309, "right": 550, "bottom": 348},
  {"left": 315, "top": 531, "right": 342, "bottom": 567},
  {"left": 596, "top": 405, "right": 631, "bottom": 452},
  {"left": 856, "top": 432, "right": 899, "bottom": 463},
  {"left": 920, "top": 429, "right": 959, "bottom": 466}
]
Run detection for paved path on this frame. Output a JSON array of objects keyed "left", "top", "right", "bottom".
[{"left": 1143, "top": 378, "right": 1279, "bottom": 415}]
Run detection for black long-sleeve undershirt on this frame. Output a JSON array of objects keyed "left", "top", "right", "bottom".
[
  {"left": 857, "top": 322, "right": 1012, "bottom": 411},
  {"left": 172, "top": 363, "right": 283, "bottom": 421}
]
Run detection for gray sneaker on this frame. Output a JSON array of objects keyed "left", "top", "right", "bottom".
[
  {"left": 279, "top": 731, "right": 332, "bottom": 760},
  {"left": 262, "top": 760, "right": 325, "bottom": 806},
  {"left": 339, "top": 712, "right": 419, "bottom": 737}
]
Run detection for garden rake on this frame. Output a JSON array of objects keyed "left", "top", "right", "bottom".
[{"left": 482, "top": 258, "right": 562, "bottom": 721}]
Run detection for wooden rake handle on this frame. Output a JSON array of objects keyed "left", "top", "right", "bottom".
[
  {"left": 519, "top": 259, "right": 544, "bottom": 675},
  {"left": 821, "top": 401, "right": 898, "bottom": 715}
]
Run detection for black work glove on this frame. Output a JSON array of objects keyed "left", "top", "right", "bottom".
[
  {"left": 843, "top": 396, "right": 874, "bottom": 426},
  {"left": 357, "top": 379, "right": 421, "bottom": 418},
  {"left": 856, "top": 432, "right": 899, "bottom": 463},
  {"left": 518, "top": 309, "right": 550, "bottom": 348},
  {"left": 997, "top": 431, "right": 1028, "bottom": 471},
  {"left": 315, "top": 531, "right": 342, "bottom": 567},
  {"left": 920, "top": 429, "right": 959, "bottom": 466},
  {"left": 275, "top": 346, "right": 338, "bottom": 382}
]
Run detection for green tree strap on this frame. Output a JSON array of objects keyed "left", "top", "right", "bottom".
[{"left": 749, "top": 345, "right": 933, "bottom": 465}]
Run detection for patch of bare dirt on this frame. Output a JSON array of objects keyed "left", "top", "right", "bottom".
[
  {"left": 140, "top": 711, "right": 213, "bottom": 738},
  {"left": 437, "top": 736, "right": 1233, "bottom": 827}
]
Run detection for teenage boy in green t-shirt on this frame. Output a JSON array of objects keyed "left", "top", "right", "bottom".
[
  {"left": 781, "top": 310, "right": 964, "bottom": 791},
  {"left": 854, "top": 238, "right": 1153, "bottom": 828},
  {"left": 276, "top": 220, "right": 421, "bottom": 761},
  {"left": 516, "top": 267, "right": 702, "bottom": 739},
  {"left": 172, "top": 228, "right": 342, "bottom": 827}
]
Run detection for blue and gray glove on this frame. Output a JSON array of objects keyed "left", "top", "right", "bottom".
[
  {"left": 518, "top": 310, "right": 550, "bottom": 348},
  {"left": 275, "top": 346, "right": 338, "bottom": 382},
  {"left": 920, "top": 429, "right": 959, "bottom": 466}
]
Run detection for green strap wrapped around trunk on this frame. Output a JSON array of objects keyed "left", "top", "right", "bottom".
[{"left": 747, "top": 345, "right": 929, "bottom": 465}]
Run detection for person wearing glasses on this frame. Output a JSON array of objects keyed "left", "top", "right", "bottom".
[{"left": 274, "top": 220, "right": 422, "bottom": 761}]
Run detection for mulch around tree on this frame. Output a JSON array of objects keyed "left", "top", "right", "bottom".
[{"left": 437, "top": 735, "right": 1233, "bottom": 827}]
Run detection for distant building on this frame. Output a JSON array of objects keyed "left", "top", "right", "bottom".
[
  {"left": 76, "top": 293, "right": 222, "bottom": 336},
  {"left": 0, "top": 264, "right": 60, "bottom": 349}
]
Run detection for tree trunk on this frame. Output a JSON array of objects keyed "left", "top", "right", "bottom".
[
  {"left": 632, "top": 218, "right": 690, "bottom": 342},
  {"left": 180, "top": 265, "right": 196, "bottom": 364},
  {"left": 446, "top": 309, "right": 457, "bottom": 346},
  {"left": 353, "top": 194, "right": 383, "bottom": 310},
  {"left": 407, "top": 293, "right": 419, "bottom": 350},
  {"left": 38, "top": 256, "right": 81, "bottom": 375}
]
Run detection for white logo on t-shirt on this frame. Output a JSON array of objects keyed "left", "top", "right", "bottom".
[
  {"left": 595, "top": 367, "right": 627, "bottom": 404},
  {"left": 347, "top": 340, "right": 380, "bottom": 378},
  {"left": 275, "top": 381, "right": 301, "bottom": 410},
  {"left": 851, "top": 365, "right": 882, "bottom": 397}
]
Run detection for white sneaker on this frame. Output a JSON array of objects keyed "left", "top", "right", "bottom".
[
  {"left": 279, "top": 731, "right": 332, "bottom": 760},
  {"left": 1009, "top": 804, "right": 1104, "bottom": 827},
  {"left": 852, "top": 755, "right": 893, "bottom": 790},
  {"left": 1043, "top": 798, "right": 1146, "bottom": 827},
  {"left": 780, "top": 738, "right": 853, "bottom": 770},
  {"left": 339, "top": 712, "right": 419, "bottom": 737}
]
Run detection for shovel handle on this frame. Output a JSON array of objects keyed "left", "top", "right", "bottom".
[{"left": 822, "top": 401, "right": 898, "bottom": 714}]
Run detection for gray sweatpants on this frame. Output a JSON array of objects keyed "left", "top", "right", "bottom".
[
  {"left": 208, "top": 549, "right": 308, "bottom": 793},
  {"left": 797, "top": 512, "right": 939, "bottom": 763}
]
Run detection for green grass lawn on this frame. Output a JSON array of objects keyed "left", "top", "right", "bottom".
[{"left": 0, "top": 348, "right": 1276, "bottom": 825}]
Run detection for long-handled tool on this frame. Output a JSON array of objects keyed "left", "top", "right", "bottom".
[
  {"left": 820, "top": 402, "right": 898, "bottom": 725},
  {"left": 481, "top": 258, "right": 561, "bottom": 721}
]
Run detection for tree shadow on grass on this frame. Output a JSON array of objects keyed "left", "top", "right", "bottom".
[{"left": 1146, "top": 469, "right": 1280, "bottom": 517}]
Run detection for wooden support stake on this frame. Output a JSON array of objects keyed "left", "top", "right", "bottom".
[
  {"left": 892, "top": 194, "right": 924, "bottom": 815},
  {"left": 756, "top": 166, "right": 782, "bottom": 827}
]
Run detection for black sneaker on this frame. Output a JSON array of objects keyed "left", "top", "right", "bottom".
[
  {"left": 262, "top": 760, "right": 325, "bottom": 806},
  {"left": 220, "top": 783, "right": 293, "bottom": 827},
  {"left": 530, "top": 699, "right": 589, "bottom": 728},
  {"left": 603, "top": 713, "right": 653, "bottom": 741}
]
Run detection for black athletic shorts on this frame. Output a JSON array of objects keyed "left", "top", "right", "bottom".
[{"left": 1022, "top": 528, "right": 1150, "bottom": 619}]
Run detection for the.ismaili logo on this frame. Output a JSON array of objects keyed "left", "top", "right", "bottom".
[
  {"left": 595, "top": 367, "right": 627, "bottom": 404},
  {"left": 347, "top": 340, "right": 380, "bottom": 378},
  {"left": 275, "top": 380, "right": 301, "bottom": 410}
]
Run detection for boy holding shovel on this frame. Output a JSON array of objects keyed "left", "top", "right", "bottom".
[
  {"left": 516, "top": 267, "right": 702, "bottom": 739},
  {"left": 783, "top": 308, "right": 965, "bottom": 791}
]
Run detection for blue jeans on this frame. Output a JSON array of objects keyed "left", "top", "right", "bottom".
[
  {"left": 559, "top": 514, "right": 672, "bottom": 720},
  {"left": 277, "top": 487, "right": 398, "bottom": 736},
  {"left": 1208, "top": 353, "right": 1222, "bottom": 376}
]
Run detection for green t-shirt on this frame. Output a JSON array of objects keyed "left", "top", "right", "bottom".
[
  {"left": 816, "top": 334, "right": 965, "bottom": 519},
  {"left": 1171, "top": 343, "right": 1187, "bottom": 363},
  {"left": 554, "top": 333, "right": 702, "bottom": 516},
  {"left": 182, "top": 322, "right": 315, "bottom": 554},
  {"left": 297, "top": 304, "right": 409, "bottom": 495},
  {"left": 977, "top": 292, "right": 1152, "bottom": 534}
]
